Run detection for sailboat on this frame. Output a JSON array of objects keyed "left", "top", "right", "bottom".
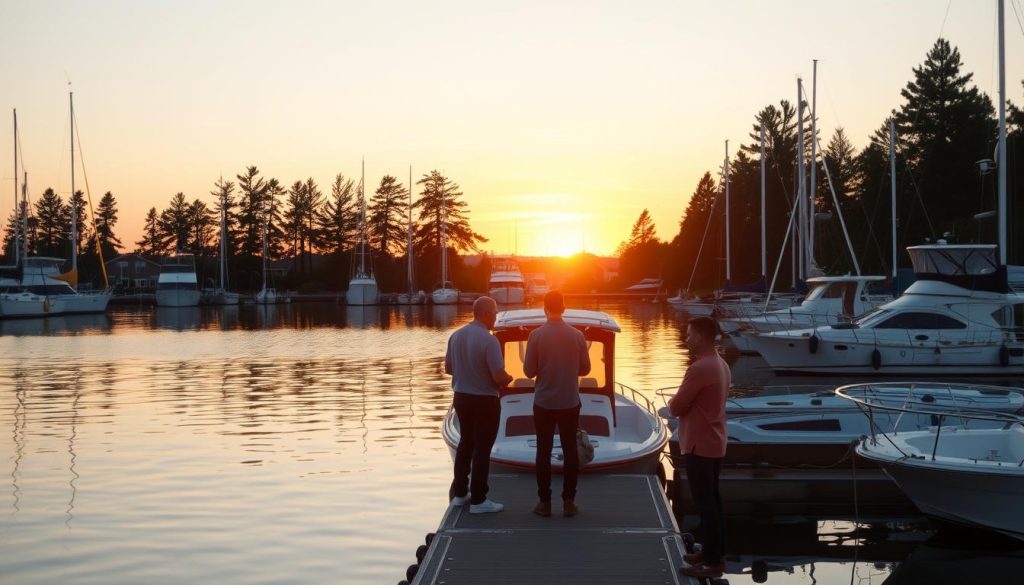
[
  {"left": 431, "top": 180, "right": 458, "bottom": 305},
  {"left": 1, "top": 94, "right": 112, "bottom": 318},
  {"left": 204, "top": 177, "right": 239, "bottom": 305},
  {"left": 346, "top": 159, "right": 380, "bottom": 306},
  {"left": 253, "top": 204, "right": 277, "bottom": 304},
  {"left": 397, "top": 166, "right": 424, "bottom": 305}
]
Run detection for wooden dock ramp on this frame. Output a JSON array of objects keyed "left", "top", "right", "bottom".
[{"left": 412, "top": 474, "right": 698, "bottom": 585}]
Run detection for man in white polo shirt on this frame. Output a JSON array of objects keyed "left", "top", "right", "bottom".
[{"left": 444, "top": 296, "right": 513, "bottom": 514}]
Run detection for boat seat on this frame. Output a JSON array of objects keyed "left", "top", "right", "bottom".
[
  {"left": 504, "top": 413, "right": 611, "bottom": 437},
  {"left": 512, "top": 378, "right": 535, "bottom": 388},
  {"left": 580, "top": 377, "right": 599, "bottom": 388}
]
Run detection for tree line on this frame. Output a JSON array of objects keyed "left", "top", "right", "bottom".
[
  {"left": 615, "top": 39, "right": 1024, "bottom": 294},
  {"left": 2, "top": 167, "right": 488, "bottom": 293}
]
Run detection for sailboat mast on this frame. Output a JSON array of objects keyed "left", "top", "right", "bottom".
[
  {"left": 809, "top": 60, "right": 818, "bottom": 272},
  {"left": 219, "top": 176, "right": 227, "bottom": 289},
  {"left": 407, "top": 165, "right": 413, "bottom": 295},
  {"left": 998, "top": 0, "right": 1008, "bottom": 265},
  {"left": 70, "top": 90, "right": 77, "bottom": 272},
  {"left": 360, "top": 157, "right": 366, "bottom": 276},
  {"left": 796, "top": 78, "right": 806, "bottom": 282},
  {"left": 21, "top": 172, "right": 27, "bottom": 265},
  {"left": 724, "top": 140, "right": 731, "bottom": 283},
  {"left": 760, "top": 122, "right": 766, "bottom": 280},
  {"left": 440, "top": 179, "right": 447, "bottom": 286},
  {"left": 12, "top": 109, "right": 18, "bottom": 263},
  {"left": 889, "top": 120, "right": 898, "bottom": 280}
]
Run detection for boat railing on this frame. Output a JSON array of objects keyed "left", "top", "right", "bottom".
[
  {"left": 616, "top": 382, "right": 661, "bottom": 417},
  {"left": 836, "top": 382, "right": 1024, "bottom": 463}
]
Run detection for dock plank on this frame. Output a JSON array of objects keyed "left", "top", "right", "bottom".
[{"left": 413, "top": 474, "right": 697, "bottom": 585}]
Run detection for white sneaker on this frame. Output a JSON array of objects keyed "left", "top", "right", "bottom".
[
  {"left": 469, "top": 499, "right": 504, "bottom": 514},
  {"left": 451, "top": 494, "right": 470, "bottom": 506}
]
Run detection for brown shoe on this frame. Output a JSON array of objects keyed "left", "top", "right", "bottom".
[
  {"left": 680, "top": 561, "right": 725, "bottom": 578},
  {"left": 683, "top": 551, "right": 703, "bottom": 565},
  {"left": 562, "top": 499, "right": 578, "bottom": 517},
  {"left": 533, "top": 500, "right": 551, "bottom": 517}
]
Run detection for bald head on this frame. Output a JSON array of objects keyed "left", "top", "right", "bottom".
[{"left": 473, "top": 296, "right": 498, "bottom": 330}]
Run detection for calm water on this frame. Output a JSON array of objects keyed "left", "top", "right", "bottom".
[{"left": 0, "top": 302, "right": 1019, "bottom": 584}]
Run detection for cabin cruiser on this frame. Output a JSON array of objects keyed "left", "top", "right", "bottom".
[
  {"left": 625, "top": 278, "right": 664, "bottom": 300},
  {"left": 840, "top": 383, "right": 1024, "bottom": 542},
  {"left": 748, "top": 244, "right": 1024, "bottom": 375},
  {"left": 525, "top": 273, "right": 550, "bottom": 300},
  {"left": 442, "top": 309, "right": 668, "bottom": 474},
  {"left": 155, "top": 253, "right": 201, "bottom": 307},
  {"left": 488, "top": 258, "right": 525, "bottom": 304},
  {"left": 0, "top": 257, "right": 110, "bottom": 317},
  {"left": 662, "top": 381, "right": 1024, "bottom": 469},
  {"left": 721, "top": 275, "right": 890, "bottom": 354}
]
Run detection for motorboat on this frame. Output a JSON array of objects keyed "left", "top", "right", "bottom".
[
  {"left": 722, "top": 275, "right": 890, "bottom": 353},
  {"left": 625, "top": 277, "right": 664, "bottom": 301},
  {"left": 488, "top": 257, "right": 525, "bottom": 304},
  {"left": 441, "top": 309, "right": 668, "bottom": 474},
  {"left": 155, "top": 253, "right": 201, "bottom": 307},
  {"left": 525, "top": 273, "right": 550, "bottom": 300},
  {"left": 666, "top": 290, "right": 716, "bottom": 316},
  {"left": 840, "top": 383, "right": 1024, "bottom": 542},
  {"left": 748, "top": 244, "right": 1024, "bottom": 375}
]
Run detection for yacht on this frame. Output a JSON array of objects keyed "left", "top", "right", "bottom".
[
  {"left": 625, "top": 277, "right": 664, "bottom": 300},
  {"left": 722, "top": 275, "right": 890, "bottom": 354},
  {"left": 442, "top": 309, "right": 668, "bottom": 474},
  {"left": 0, "top": 257, "right": 109, "bottom": 317},
  {"left": 840, "top": 383, "right": 1024, "bottom": 542},
  {"left": 525, "top": 273, "right": 550, "bottom": 301},
  {"left": 748, "top": 244, "right": 1024, "bottom": 375},
  {"left": 155, "top": 253, "right": 201, "bottom": 307},
  {"left": 488, "top": 257, "right": 525, "bottom": 304}
]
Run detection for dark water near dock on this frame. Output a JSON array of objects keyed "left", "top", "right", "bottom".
[{"left": 0, "top": 302, "right": 1020, "bottom": 584}]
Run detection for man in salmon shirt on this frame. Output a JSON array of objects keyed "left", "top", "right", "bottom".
[{"left": 669, "top": 316, "right": 729, "bottom": 578}]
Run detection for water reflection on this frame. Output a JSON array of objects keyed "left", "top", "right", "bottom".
[{"left": 0, "top": 302, "right": 1021, "bottom": 584}]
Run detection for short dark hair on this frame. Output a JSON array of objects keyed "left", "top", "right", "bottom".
[
  {"left": 544, "top": 290, "right": 565, "bottom": 314},
  {"left": 687, "top": 316, "right": 719, "bottom": 341}
]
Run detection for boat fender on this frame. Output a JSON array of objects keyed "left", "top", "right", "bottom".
[
  {"left": 398, "top": 581, "right": 409, "bottom": 585},
  {"left": 1000, "top": 344, "right": 1010, "bottom": 367},
  {"left": 425, "top": 532, "right": 435, "bottom": 546},
  {"left": 809, "top": 334, "right": 820, "bottom": 354},
  {"left": 415, "top": 544, "right": 428, "bottom": 563},
  {"left": 406, "top": 564, "right": 419, "bottom": 582},
  {"left": 870, "top": 348, "right": 882, "bottom": 370}
]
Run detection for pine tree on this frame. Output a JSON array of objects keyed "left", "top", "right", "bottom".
[
  {"left": 135, "top": 207, "right": 161, "bottom": 256},
  {"left": 69, "top": 190, "right": 89, "bottom": 256},
  {"left": 412, "top": 170, "right": 486, "bottom": 254},
  {"left": 616, "top": 209, "right": 657, "bottom": 256},
  {"left": 236, "top": 166, "right": 268, "bottom": 261},
  {"left": 33, "top": 188, "right": 69, "bottom": 257},
  {"left": 94, "top": 191, "right": 122, "bottom": 260},
  {"left": 187, "top": 199, "right": 217, "bottom": 255},
  {"left": 368, "top": 175, "right": 409, "bottom": 257},
  {"left": 211, "top": 176, "right": 238, "bottom": 256},
  {"left": 318, "top": 173, "right": 358, "bottom": 257},
  {"left": 158, "top": 192, "right": 192, "bottom": 252}
]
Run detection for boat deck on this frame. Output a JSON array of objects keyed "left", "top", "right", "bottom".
[{"left": 412, "top": 473, "right": 697, "bottom": 585}]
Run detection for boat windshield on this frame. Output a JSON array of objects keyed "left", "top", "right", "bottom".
[
  {"left": 502, "top": 339, "right": 607, "bottom": 390},
  {"left": 855, "top": 308, "right": 889, "bottom": 326}
]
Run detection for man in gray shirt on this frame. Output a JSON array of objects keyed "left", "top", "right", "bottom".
[
  {"left": 444, "top": 296, "right": 513, "bottom": 514},
  {"left": 523, "top": 290, "right": 590, "bottom": 517}
]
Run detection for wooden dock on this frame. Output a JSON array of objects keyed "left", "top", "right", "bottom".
[{"left": 409, "top": 474, "right": 698, "bottom": 585}]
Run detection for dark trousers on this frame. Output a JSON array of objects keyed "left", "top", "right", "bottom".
[
  {"left": 534, "top": 403, "right": 581, "bottom": 502},
  {"left": 450, "top": 393, "right": 500, "bottom": 505},
  {"left": 685, "top": 453, "right": 725, "bottom": 565}
]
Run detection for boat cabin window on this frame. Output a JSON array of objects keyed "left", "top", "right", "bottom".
[
  {"left": 503, "top": 339, "right": 607, "bottom": 389},
  {"left": 874, "top": 312, "right": 966, "bottom": 330},
  {"left": 991, "top": 304, "right": 1024, "bottom": 329}
]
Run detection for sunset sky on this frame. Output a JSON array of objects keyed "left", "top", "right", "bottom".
[{"left": 2, "top": 0, "right": 1022, "bottom": 257}]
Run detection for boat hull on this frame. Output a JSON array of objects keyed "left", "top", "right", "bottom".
[
  {"left": 489, "top": 286, "right": 525, "bottom": 305},
  {"left": 59, "top": 291, "right": 112, "bottom": 314},
  {"left": 0, "top": 293, "right": 67, "bottom": 318},
  {"left": 432, "top": 288, "right": 459, "bottom": 305},
  {"left": 863, "top": 450, "right": 1024, "bottom": 541},
  {"left": 346, "top": 280, "right": 380, "bottom": 305},
  {"left": 155, "top": 289, "right": 201, "bottom": 307}
]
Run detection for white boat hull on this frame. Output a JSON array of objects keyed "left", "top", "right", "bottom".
[
  {"left": 155, "top": 289, "right": 201, "bottom": 307},
  {"left": 858, "top": 429, "right": 1024, "bottom": 541},
  {"left": 750, "top": 332, "right": 1024, "bottom": 375},
  {"left": 432, "top": 287, "right": 459, "bottom": 305},
  {"left": 0, "top": 293, "right": 67, "bottom": 318},
  {"left": 489, "top": 286, "right": 525, "bottom": 305},
  {"left": 346, "top": 279, "right": 380, "bottom": 305},
  {"left": 59, "top": 290, "right": 112, "bottom": 314},
  {"left": 442, "top": 391, "right": 668, "bottom": 475}
]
